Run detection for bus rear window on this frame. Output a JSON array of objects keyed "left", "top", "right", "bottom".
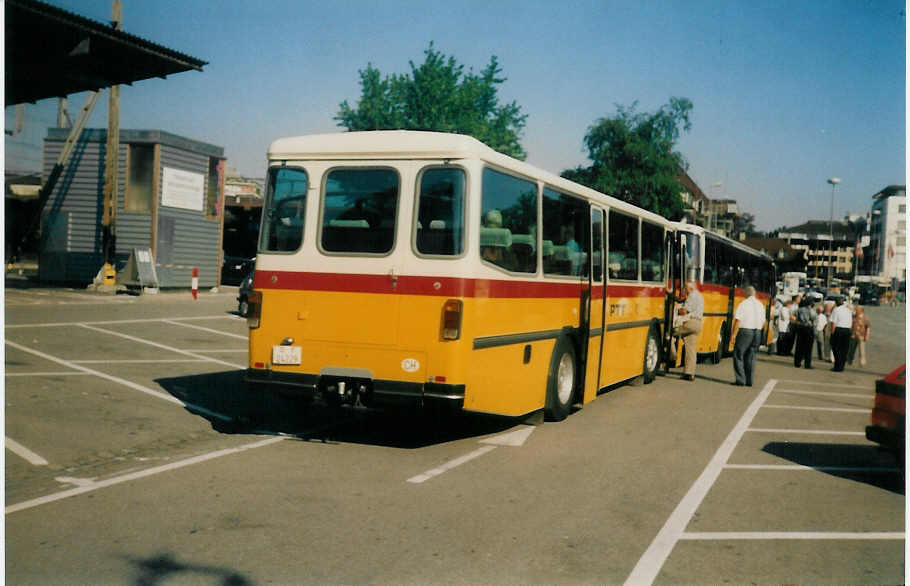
[
  {"left": 321, "top": 168, "right": 399, "bottom": 254},
  {"left": 260, "top": 167, "right": 308, "bottom": 252}
]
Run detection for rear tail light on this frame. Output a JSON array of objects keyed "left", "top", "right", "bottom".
[
  {"left": 442, "top": 299, "right": 463, "bottom": 340},
  {"left": 247, "top": 291, "right": 262, "bottom": 329}
]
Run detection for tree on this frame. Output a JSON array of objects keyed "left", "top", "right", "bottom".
[
  {"left": 734, "top": 212, "right": 757, "bottom": 237},
  {"left": 561, "top": 98, "right": 693, "bottom": 219},
  {"left": 336, "top": 43, "right": 528, "bottom": 160}
]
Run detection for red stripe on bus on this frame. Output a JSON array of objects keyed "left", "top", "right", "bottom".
[{"left": 254, "top": 270, "right": 668, "bottom": 300}]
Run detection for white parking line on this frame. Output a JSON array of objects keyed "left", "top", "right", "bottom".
[
  {"left": 5, "top": 372, "right": 92, "bottom": 377},
  {"left": 762, "top": 404, "right": 870, "bottom": 413},
  {"left": 5, "top": 340, "right": 233, "bottom": 423},
  {"left": 747, "top": 428, "right": 866, "bottom": 436},
  {"left": 724, "top": 464, "right": 900, "bottom": 473},
  {"left": 5, "top": 315, "right": 235, "bottom": 329},
  {"left": 775, "top": 389, "right": 870, "bottom": 399},
  {"left": 78, "top": 323, "right": 244, "bottom": 369},
  {"left": 6, "top": 436, "right": 285, "bottom": 514},
  {"left": 163, "top": 319, "right": 248, "bottom": 340},
  {"left": 407, "top": 446, "right": 498, "bottom": 484},
  {"left": 6, "top": 437, "right": 49, "bottom": 466},
  {"left": 623, "top": 379, "right": 778, "bottom": 586},
  {"left": 70, "top": 359, "right": 208, "bottom": 364},
  {"left": 680, "top": 531, "right": 904, "bottom": 540},
  {"left": 776, "top": 379, "right": 872, "bottom": 389}
]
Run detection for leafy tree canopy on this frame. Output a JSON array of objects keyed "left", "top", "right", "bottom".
[
  {"left": 336, "top": 43, "right": 528, "bottom": 160},
  {"left": 562, "top": 97, "right": 693, "bottom": 219}
]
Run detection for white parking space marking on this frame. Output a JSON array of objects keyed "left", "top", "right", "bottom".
[
  {"left": 6, "top": 436, "right": 286, "bottom": 514},
  {"left": 179, "top": 349, "right": 247, "bottom": 353},
  {"left": 5, "top": 372, "right": 92, "bottom": 377},
  {"left": 762, "top": 404, "right": 870, "bottom": 413},
  {"left": 681, "top": 532, "right": 904, "bottom": 540},
  {"left": 724, "top": 464, "right": 900, "bottom": 473},
  {"left": 5, "top": 315, "right": 236, "bottom": 329},
  {"left": 6, "top": 437, "right": 49, "bottom": 466},
  {"left": 70, "top": 359, "right": 208, "bottom": 364},
  {"left": 747, "top": 428, "right": 866, "bottom": 436},
  {"left": 77, "top": 323, "right": 244, "bottom": 369},
  {"left": 407, "top": 446, "right": 498, "bottom": 484},
  {"left": 5, "top": 340, "right": 233, "bottom": 423},
  {"left": 624, "top": 379, "right": 778, "bottom": 586},
  {"left": 163, "top": 319, "right": 248, "bottom": 340},
  {"left": 774, "top": 389, "right": 870, "bottom": 399},
  {"left": 777, "top": 379, "right": 873, "bottom": 389}
]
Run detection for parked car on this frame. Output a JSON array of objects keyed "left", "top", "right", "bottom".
[
  {"left": 237, "top": 272, "right": 254, "bottom": 317},
  {"left": 866, "top": 364, "right": 905, "bottom": 469},
  {"left": 857, "top": 284, "right": 881, "bottom": 306},
  {"left": 221, "top": 255, "right": 255, "bottom": 286}
]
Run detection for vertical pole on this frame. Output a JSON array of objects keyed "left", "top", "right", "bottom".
[{"left": 100, "top": 0, "right": 122, "bottom": 284}]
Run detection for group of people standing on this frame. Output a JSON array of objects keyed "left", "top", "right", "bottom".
[
  {"left": 771, "top": 293, "right": 870, "bottom": 372},
  {"left": 671, "top": 282, "right": 873, "bottom": 388}
]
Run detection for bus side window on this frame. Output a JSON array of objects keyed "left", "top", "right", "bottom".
[
  {"left": 415, "top": 167, "right": 465, "bottom": 256},
  {"left": 608, "top": 210, "right": 638, "bottom": 280},
  {"left": 260, "top": 166, "right": 308, "bottom": 253},
  {"left": 641, "top": 221, "right": 664, "bottom": 282},
  {"left": 542, "top": 187, "right": 589, "bottom": 277},
  {"left": 480, "top": 168, "right": 537, "bottom": 273}
]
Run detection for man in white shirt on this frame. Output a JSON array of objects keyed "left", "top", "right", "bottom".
[
  {"left": 730, "top": 286, "right": 766, "bottom": 387},
  {"left": 814, "top": 305, "right": 828, "bottom": 361},
  {"left": 672, "top": 280, "right": 704, "bottom": 381},
  {"left": 829, "top": 296, "right": 853, "bottom": 372}
]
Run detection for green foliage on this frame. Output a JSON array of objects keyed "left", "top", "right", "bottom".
[
  {"left": 562, "top": 98, "right": 693, "bottom": 219},
  {"left": 336, "top": 43, "right": 528, "bottom": 160}
]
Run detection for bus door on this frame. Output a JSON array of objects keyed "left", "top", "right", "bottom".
[
  {"left": 663, "top": 229, "right": 683, "bottom": 370},
  {"left": 583, "top": 206, "right": 606, "bottom": 403}
]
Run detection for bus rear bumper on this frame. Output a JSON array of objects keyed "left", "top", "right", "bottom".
[{"left": 244, "top": 368, "right": 465, "bottom": 411}]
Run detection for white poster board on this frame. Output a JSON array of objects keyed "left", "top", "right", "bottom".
[{"left": 161, "top": 166, "right": 205, "bottom": 211}]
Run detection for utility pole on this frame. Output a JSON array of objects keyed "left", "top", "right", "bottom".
[{"left": 99, "top": 0, "right": 122, "bottom": 286}]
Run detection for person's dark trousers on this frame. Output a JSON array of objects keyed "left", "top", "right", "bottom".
[
  {"left": 831, "top": 327, "right": 851, "bottom": 371},
  {"left": 733, "top": 328, "right": 761, "bottom": 386},
  {"left": 794, "top": 326, "right": 813, "bottom": 368},
  {"left": 776, "top": 330, "right": 792, "bottom": 355},
  {"left": 847, "top": 336, "right": 859, "bottom": 364}
]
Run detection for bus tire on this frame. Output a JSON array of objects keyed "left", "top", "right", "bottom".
[
  {"left": 544, "top": 337, "right": 576, "bottom": 422},
  {"left": 711, "top": 327, "right": 723, "bottom": 364},
  {"left": 642, "top": 324, "right": 661, "bottom": 384}
]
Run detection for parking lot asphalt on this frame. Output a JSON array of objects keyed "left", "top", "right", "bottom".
[{"left": 4, "top": 284, "right": 906, "bottom": 585}]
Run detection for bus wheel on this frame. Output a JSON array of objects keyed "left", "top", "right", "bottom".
[
  {"left": 642, "top": 325, "right": 661, "bottom": 384},
  {"left": 711, "top": 327, "right": 723, "bottom": 364},
  {"left": 545, "top": 337, "right": 576, "bottom": 422}
]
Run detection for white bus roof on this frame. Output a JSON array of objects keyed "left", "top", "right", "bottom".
[{"left": 267, "top": 130, "right": 671, "bottom": 227}]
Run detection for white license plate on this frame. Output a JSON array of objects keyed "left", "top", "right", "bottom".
[{"left": 272, "top": 345, "right": 302, "bottom": 365}]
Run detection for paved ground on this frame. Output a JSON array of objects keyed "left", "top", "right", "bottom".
[{"left": 4, "top": 283, "right": 906, "bottom": 585}]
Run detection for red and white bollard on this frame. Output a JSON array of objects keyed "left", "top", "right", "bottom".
[{"left": 191, "top": 267, "right": 199, "bottom": 300}]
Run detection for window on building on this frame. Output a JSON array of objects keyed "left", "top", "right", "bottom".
[{"left": 125, "top": 144, "right": 155, "bottom": 213}]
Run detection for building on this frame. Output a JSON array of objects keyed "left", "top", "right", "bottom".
[
  {"left": 741, "top": 236, "right": 807, "bottom": 274},
  {"left": 40, "top": 128, "right": 226, "bottom": 287},
  {"left": 867, "top": 185, "right": 906, "bottom": 283},
  {"left": 677, "top": 172, "right": 743, "bottom": 239},
  {"left": 777, "top": 220, "right": 856, "bottom": 283},
  {"left": 222, "top": 167, "right": 264, "bottom": 259}
]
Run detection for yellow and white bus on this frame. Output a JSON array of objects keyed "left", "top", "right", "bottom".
[
  {"left": 672, "top": 222, "right": 775, "bottom": 362},
  {"left": 245, "top": 131, "right": 675, "bottom": 420}
]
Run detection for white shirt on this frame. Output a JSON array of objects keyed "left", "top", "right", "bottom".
[
  {"left": 683, "top": 288, "right": 704, "bottom": 320},
  {"left": 815, "top": 312, "right": 827, "bottom": 332},
  {"left": 777, "top": 305, "right": 790, "bottom": 332},
  {"left": 734, "top": 295, "right": 766, "bottom": 329},
  {"left": 830, "top": 304, "right": 853, "bottom": 329}
]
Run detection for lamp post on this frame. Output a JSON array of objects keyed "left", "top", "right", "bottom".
[{"left": 826, "top": 177, "right": 841, "bottom": 289}]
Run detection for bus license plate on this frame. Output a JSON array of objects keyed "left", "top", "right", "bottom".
[{"left": 272, "top": 345, "right": 302, "bottom": 365}]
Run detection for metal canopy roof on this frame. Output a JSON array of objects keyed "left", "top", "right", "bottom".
[{"left": 5, "top": 0, "right": 207, "bottom": 105}]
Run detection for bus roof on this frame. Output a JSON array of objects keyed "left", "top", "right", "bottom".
[
  {"left": 268, "top": 130, "right": 672, "bottom": 227},
  {"left": 672, "top": 221, "right": 773, "bottom": 260}
]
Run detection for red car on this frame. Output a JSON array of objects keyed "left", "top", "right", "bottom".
[{"left": 866, "top": 365, "right": 905, "bottom": 468}]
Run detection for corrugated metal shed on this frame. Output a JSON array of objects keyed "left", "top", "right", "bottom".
[{"left": 41, "top": 128, "right": 225, "bottom": 287}]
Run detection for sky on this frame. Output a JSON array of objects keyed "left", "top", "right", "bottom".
[{"left": 5, "top": 0, "right": 906, "bottom": 231}]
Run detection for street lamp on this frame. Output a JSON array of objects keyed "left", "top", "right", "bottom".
[{"left": 826, "top": 177, "right": 841, "bottom": 289}]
